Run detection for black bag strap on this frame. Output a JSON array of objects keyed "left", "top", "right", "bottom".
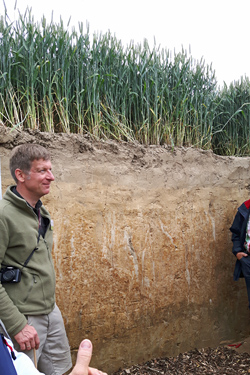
[
  {"left": 23, "top": 246, "right": 38, "bottom": 268},
  {"left": 22, "top": 228, "right": 41, "bottom": 269}
]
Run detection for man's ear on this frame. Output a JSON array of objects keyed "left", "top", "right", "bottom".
[{"left": 15, "top": 169, "right": 26, "bottom": 183}]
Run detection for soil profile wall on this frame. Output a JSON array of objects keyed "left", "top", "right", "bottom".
[{"left": 0, "top": 127, "right": 250, "bottom": 372}]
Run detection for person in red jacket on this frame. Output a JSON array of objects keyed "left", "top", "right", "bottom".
[{"left": 230, "top": 199, "right": 250, "bottom": 307}]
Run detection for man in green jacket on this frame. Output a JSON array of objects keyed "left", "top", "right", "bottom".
[{"left": 0, "top": 144, "right": 72, "bottom": 375}]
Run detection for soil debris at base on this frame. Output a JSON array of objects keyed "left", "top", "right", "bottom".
[{"left": 112, "top": 346, "right": 250, "bottom": 374}]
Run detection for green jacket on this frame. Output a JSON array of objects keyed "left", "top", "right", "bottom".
[{"left": 0, "top": 186, "right": 56, "bottom": 336}]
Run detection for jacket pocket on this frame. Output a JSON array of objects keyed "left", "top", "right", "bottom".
[
  {"left": 23, "top": 274, "right": 36, "bottom": 303},
  {"left": 3, "top": 272, "right": 44, "bottom": 308}
]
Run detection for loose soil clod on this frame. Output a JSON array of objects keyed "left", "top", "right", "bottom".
[{"left": 112, "top": 346, "right": 250, "bottom": 375}]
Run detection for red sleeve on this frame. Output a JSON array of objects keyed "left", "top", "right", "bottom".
[{"left": 244, "top": 199, "right": 250, "bottom": 209}]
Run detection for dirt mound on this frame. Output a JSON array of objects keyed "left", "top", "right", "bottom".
[{"left": 112, "top": 346, "right": 250, "bottom": 375}]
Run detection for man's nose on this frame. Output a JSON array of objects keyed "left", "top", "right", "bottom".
[{"left": 47, "top": 170, "right": 55, "bottom": 181}]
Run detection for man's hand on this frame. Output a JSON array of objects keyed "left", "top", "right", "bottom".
[
  {"left": 14, "top": 324, "right": 40, "bottom": 351},
  {"left": 236, "top": 252, "right": 248, "bottom": 260},
  {"left": 70, "top": 339, "right": 107, "bottom": 375}
]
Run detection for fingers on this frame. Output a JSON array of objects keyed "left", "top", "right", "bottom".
[
  {"left": 14, "top": 324, "right": 40, "bottom": 351},
  {"left": 70, "top": 339, "right": 93, "bottom": 375},
  {"left": 88, "top": 367, "right": 108, "bottom": 375},
  {"left": 236, "top": 252, "right": 247, "bottom": 260},
  {"left": 26, "top": 337, "right": 35, "bottom": 351},
  {"left": 34, "top": 333, "right": 40, "bottom": 350}
]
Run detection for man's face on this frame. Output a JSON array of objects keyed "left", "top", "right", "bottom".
[{"left": 23, "top": 158, "right": 55, "bottom": 199}]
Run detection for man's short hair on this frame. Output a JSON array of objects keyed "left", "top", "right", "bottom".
[{"left": 9, "top": 144, "right": 51, "bottom": 183}]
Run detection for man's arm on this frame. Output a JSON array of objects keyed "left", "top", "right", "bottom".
[
  {"left": 0, "top": 280, "right": 39, "bottom": 349},
  {"left": 0, "top": 217, "right": 39, "bottom": 349},
  {"left": 230, "top": 210, "right": 249, "bottom": 260},
  {"left": 230, "top": 211, "right": 245, "bottom": 255}
]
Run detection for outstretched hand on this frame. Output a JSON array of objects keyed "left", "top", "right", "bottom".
[{"left": 70, "top": 339, "right": 107, "bottom": 375}]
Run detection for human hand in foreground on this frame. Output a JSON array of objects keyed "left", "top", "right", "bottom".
[
  {"left": 14, "top": 324, "right": 40, "bottom": 351},
  {"left": 70, "top": 339, "right": 107, "bottom": 375},
  {"left": 236, "top": 252, "right": 248, "bottom": 260}
]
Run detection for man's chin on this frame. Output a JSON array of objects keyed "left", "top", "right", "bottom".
[{"left": 42, "top": 187, "right": 51, "bottom": 195}]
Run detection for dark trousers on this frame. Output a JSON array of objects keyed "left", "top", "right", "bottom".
[{"left": 239, "top": 256, "right": 250, "bottom": 308}]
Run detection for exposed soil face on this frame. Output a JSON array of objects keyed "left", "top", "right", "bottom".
[{"left": 1, "top": 125, "right": 250, "bottom": 373}]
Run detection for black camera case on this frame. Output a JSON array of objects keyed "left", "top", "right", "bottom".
[{"left": 0, "top": 267, "right": 21, "bottom": 283}]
